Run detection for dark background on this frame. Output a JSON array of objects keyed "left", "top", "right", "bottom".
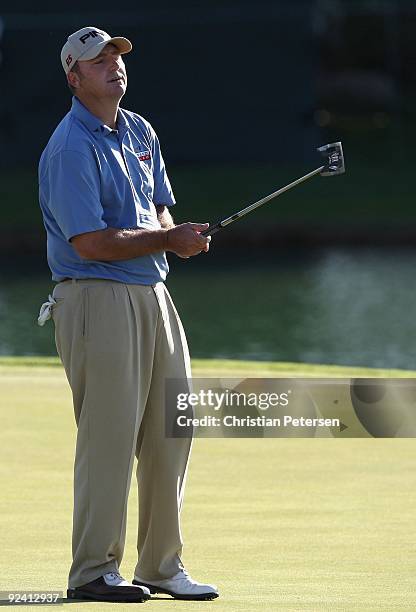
[{"left": 1, "top": 0, "right": 415, "bottom": 251}]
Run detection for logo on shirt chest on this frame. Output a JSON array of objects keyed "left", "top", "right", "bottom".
[{"left": 134, "top": 148, "right": 151, "bottom": 162}]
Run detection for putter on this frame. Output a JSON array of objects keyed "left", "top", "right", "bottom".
[{"left": 201, "top": 142, "right": 345, "bottom": 237}]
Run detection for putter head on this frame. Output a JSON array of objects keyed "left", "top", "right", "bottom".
[{"left": 317, "top": 141, "right": 345, "bottom": 176}]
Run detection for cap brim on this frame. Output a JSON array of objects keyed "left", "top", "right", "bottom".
[{"left": 79, "top": 36, "right": 132, "bottom": 61}]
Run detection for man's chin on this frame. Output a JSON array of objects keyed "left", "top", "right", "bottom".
[{"left": 106, "top": 82, "right": 127, "bottom": 100}]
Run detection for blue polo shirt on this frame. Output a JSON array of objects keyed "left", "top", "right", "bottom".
[{"left": 39, "top": 97, "right": 176, "bottom": 284}]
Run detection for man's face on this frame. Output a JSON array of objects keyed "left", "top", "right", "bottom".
[{"left": 71, "top": 43, "right": 127, "bottom": 100}]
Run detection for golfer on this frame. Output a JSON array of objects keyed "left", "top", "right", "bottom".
[{"left": 38, "top": 26, "right": 218, "bottom": 603}]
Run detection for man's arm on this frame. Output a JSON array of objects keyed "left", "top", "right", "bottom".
[
  {"left": 71, "top": 220, "right": 210, "bottom": 261},
  {"left": 156, "top": 205, "right": 175, "bottom": 230}
]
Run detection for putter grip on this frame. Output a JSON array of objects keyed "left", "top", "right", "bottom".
[{"left": 200, "top": 222, "right": 223, "bottom": 237}]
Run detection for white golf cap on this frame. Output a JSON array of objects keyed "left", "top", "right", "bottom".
[{"left": 61, "top": 26, "right": 132, "bottom": 74}]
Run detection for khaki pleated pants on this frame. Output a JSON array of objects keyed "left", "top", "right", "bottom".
[{"left": 51, "top": 279, "right": 192, "bottom": 589}]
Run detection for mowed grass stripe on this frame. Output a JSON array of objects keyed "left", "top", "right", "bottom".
[{"left": 1, "top": 355, "right": 416, "bottom": 376}]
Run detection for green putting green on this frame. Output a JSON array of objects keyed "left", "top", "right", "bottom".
[{"left": 0, "top": 358, "right": 415, "bottom": 610}]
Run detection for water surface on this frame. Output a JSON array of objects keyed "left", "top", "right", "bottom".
[{"left": 1, "top": 247, "right": 415, "bottom": 369}]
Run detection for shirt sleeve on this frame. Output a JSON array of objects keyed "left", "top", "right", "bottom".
[
  {"left": 149, "top": 127, "right": 176, "bottom": 207},
  {"left": 46, "top": 149, "right": 107, "bottom": 241}
]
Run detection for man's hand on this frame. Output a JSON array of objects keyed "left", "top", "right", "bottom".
[{"left": 166, "top": 223, "right": 211, "bottom": 258}]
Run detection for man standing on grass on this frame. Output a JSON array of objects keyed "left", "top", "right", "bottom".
[{"left": 38, "top": 26, "right": 218, "bottom": 604}]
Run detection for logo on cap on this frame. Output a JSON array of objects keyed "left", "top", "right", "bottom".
[
  {"left": 79, "top": 30, "right": 101, "bottom": 44},
  {"left": 66, "top": 54, "right": 73, "bottom": 66}
]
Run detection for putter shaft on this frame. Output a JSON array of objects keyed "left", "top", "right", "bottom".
[{"left": 201, "top": 165, "right": 325, "bottom": 237}]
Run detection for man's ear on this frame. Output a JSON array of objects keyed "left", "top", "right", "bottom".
[{"left": 67, "top": 70, "right": 80, "bottom": 90}]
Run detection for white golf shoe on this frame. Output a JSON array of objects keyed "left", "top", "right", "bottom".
[{"left": 133, "top": 569, "right": 219, "bottom": 600}]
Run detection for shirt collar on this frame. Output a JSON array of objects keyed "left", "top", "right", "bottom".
[
  {"left": 71, "top": 96, "right": 130, "bottom": 136},
  {"left": 71, "top": 97, "right": 103, "bottom": 133},
  {"left": 117, "top": 109, "right": 129, "bottom": 131}
]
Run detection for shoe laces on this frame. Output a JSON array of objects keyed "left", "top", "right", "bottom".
[{"left": 176, "top": 569, "right": 197, "bottom": 584}]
